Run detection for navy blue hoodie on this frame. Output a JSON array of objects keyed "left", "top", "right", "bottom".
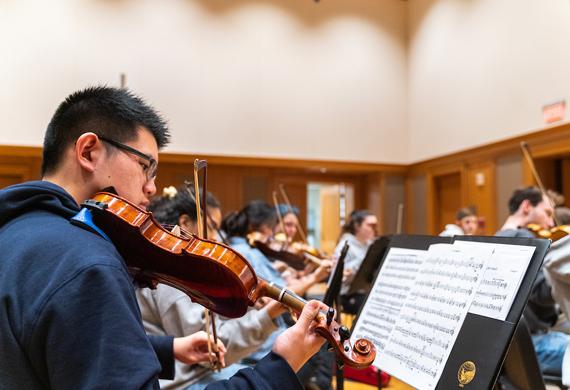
[
  {"left": 0, "top": 181, "right": 302, "bottom": 390},
  {"left": 0, "top": 181, "right": 172, "bottom": 389}
]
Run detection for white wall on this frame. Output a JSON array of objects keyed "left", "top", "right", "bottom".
[
  {"left": 408, "top": 0, "right": 570, "bottom": 161},
  {"left": 0, "top": 0, "right": 408, "bottom": 163}
]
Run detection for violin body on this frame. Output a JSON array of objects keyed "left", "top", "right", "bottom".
[
  {"left": 527, "top": 223, "right": 570, "bottom": 242},
  {"left": 87, "top": 192, "right": 258, "bottom": 318},
  {"left": 247, "top": 232, "right": 307, "bottom": 270},
  {"left": 84, "top": 192, "right": 376, "bottom": 369}
]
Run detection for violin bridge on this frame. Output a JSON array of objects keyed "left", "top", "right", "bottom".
[{"left": 170, "top": 225, "right": 181, "bottom": 237}]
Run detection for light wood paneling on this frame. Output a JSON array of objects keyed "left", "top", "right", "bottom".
[
  {"left": 465, "top": 161, "right": 496, "bottom": 235},
  {"left": 432, "top": 172, "right": 462, "bottom": 235}
]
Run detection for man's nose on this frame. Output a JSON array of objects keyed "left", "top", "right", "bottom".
[{"left": 144, "top": 178, "right": 157, "bottom": 197}]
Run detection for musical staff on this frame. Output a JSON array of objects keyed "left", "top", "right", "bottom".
[
  {"left": 463, "top": 242, "right": 535, "bottom": 320},
  {"left": 350, "top": 240, "right": 535, "bottom": 390},
  {"left": 379, "top": 242, "right": 492, "bottom": 390}
]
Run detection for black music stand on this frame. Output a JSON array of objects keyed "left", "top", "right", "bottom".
[
  {"left": 323, "top": 242, "right": 348, "bottom": 390},
  {"left": 351, "top": 234, "right": 550, "bottom": 390},
  {"left": 347, "top": 235, "right": 391, "bottom": 296}
]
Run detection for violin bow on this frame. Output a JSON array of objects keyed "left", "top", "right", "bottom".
[
  {"left": 272, "top": 191, "right": 287, "bottom": 241},
  {"left": 396, "top": 203, "right": 404, "bottom": 234},
  {"left": 520, "top": 142, "right": 560, "bottom": 226},
  {"left": 183, "top": 180, "right": 229, "bottom": 245},
  {"left": 278, "top": 184, "right": 308, "bottom": 243},
  {"left": 193, "top": 159, "right": 222, "bottom": 371}
]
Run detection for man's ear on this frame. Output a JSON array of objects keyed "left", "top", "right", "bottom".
[
  {"left": 75, "top": 132, "right": 103, "bottom": 173},
  {"left": 520, "top": 199, "right": 531, "bottom": 215}
]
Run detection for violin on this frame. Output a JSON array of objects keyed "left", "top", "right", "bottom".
[
  {"left": 247, "top": 232, "right": 325, "bottom": 271},
  {"left": 83, "top": 191, "right": 376, "bottom": 369},
  {"left": 527, "top": 223, "right": 570, "bottom": 242}
]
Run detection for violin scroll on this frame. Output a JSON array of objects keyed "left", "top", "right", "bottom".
[{"left": 313, "top": 311, "right": 376, "bottom": 369}]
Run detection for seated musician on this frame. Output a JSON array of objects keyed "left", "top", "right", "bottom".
[
  {"left": 334, "top": 209, "right": 378, "bottom": 295},
  {"left": 222, "top": 201, "right": 330, "bottom": 366},
  {"left": 137, "top": 186, "right": 289, "bottom": 389},
  {"left": 439, "top": 207, "right": 478, "bottom": 236},
  {"left": 272, "top": 204, "right": 331, "bottom": 284},
  {"left": 496, "top": 186, "right": 567, "bottom": 377},
  {"left": 275, "top": 204, "right": 300, "bottom": 242},
  {"left": 0, "top": 86, "right": 326, "bottom": 389}
]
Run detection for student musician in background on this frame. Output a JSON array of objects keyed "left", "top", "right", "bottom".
[
  {"left": 439, "top": 207, "right": 479, "bottom": 237},
  {"left": 222, "top": 202, "right": 331, "bottom": 367},
  {"left": 496, "top": 186, "right": 565, "bottom": 377},
  {"left": 334, "top": 210, "right": 378, "bottom": 295}
]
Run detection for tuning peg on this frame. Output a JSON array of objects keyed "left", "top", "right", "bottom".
[
  {"left": 326, "top": 307, "right": 335, "bottom": 326},
  {"left": 339, "top": 325, "right": 351, "bottom": 343}
]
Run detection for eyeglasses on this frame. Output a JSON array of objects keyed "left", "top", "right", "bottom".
[{"left": 98, "top": 135, "right": 158, "bottom": 181}]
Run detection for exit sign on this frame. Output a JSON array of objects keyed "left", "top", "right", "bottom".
[{"left": 543, "top": 100, "right": 566, "bottom": 124}]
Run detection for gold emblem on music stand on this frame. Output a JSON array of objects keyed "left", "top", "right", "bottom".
[{"left": 457, "top": 361, "right": 476, "bottom": 387}]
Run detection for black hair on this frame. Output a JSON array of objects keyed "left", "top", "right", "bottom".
[
  {"left": 456, "top": 207, "right": 476, "bottom": 221},
  {"left": 148, "top": 186, "right": 220, "bottom": 226},
  {"left": 221, "top": 201, "right": 277, "bottom": 238},
  {"left": 508, "top": 187, "right": 543, "bottom": 215},
  {"left": 342, "top": 209, "right": 374, "bottom": 235},
  {"left": 41, "top": 86, "right": 170, "bottom": 176}
]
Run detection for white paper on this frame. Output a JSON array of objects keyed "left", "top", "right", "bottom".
[
  {"left": 379, "top": 242, "right": 491, "bottom": 390},
  {"left": 350, "top": 248, "right": 426, "bottom": 356},
  {"left": 456, "top": 241, "right": 535, "bottom": 320}
]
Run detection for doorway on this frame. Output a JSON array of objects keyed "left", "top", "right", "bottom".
[{"left": 307, "top": 182, "right": 355, "bottom": 255}]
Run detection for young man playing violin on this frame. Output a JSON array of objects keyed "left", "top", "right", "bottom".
[
  {"left": 496, "top": 186, "right": 566, "bottom": 378},
  {"left": 0, "top": 86, "right": 326, "bottom": 389}
]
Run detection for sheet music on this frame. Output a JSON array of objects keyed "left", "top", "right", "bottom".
[
  {"left": 455, "top": 241, "right": 535, "bottom": 320},
  {"left": 350, "top": 248, "right": 426, "bottom": 354},
  {"left": 379, "top": 242, "right": 492, "bottom": 390}
]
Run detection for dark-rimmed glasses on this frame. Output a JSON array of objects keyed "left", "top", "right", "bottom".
[{"left": 98, "top": 135, "right": 158, "bottom": 181}]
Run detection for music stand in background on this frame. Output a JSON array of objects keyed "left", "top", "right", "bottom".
[
  {"left": 341, "top": 236, "right": 391, "bottom": 316},
  {"left": 322, "top": 241, "right": 348, "bottom": 390},
  {"left": 323, "top": 241, "right": 348, "bottom": 307}
]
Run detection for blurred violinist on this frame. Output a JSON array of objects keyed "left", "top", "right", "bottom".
[
  {"left": 334, "top": 210, "right": 378, "bottom": 295},
  {"left": 496, "top": 186, "right": 564, "bottom": 377},
  {"left": 222, "top": 201, "right": 331, "bottom": 366},
  {"left": 439, "top": 207, "right": 478, "bottom": 237},
  {"left": 497, "top": 186, "right": 554, "bottom": 235},
  {"left": 275, "top": 204, "right": 300, "bottom": 242},
  {"left": 271, "top": 204, "right": 331, "bottom": 282}
]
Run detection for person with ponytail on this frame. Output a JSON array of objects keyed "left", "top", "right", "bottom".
[{"left": 222, "top": 201, "right": 330, "bottom": 366}]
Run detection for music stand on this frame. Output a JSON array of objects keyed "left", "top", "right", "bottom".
[
  {"left": 322, "top": 241, "right": 348, "bottom": 390},
  {"left": 324, "top": 241, "right": 348, "bottom": 306},
  {"left": 346, "top": 236, "right": 391, "bottom": 296}
]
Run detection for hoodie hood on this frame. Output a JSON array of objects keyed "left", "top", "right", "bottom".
[{"left": 0, "top": 181, "right": 79, "bottom": 228}]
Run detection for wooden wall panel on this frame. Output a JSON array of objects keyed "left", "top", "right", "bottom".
[
  {"left": 495, "top": 155, "right": 523, "bottom": 230},
  {"left": 406, "top": 174, "right": 428, "bottom": 234},
  {"left": 465, "top": 161, "right": 496, "bottom": 235},
  {"left": 433, "top": 172, "right": 462, "bottom": 235},
  {"left": 383, "top": 175, "right": 405, "bottom": 234}
]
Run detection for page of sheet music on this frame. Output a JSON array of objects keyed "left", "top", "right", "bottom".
[
  {"left": 455, "top": 241, "right": 535, "bottom": 321},
  {"left": 350, "top": 248, "right": 426, "bottom": 356},
  {"left": 379, "top": 242, "right": 492, "bottom": 390}
]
